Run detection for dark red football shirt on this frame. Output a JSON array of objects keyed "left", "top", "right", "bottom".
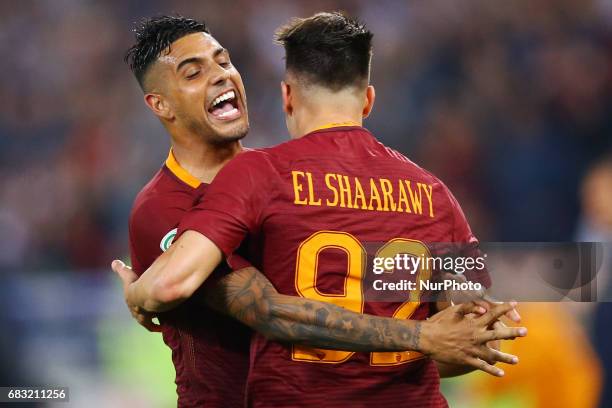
[
  {"left": 179, "top": 126, "right": 485, "bottom": 407},
  {"left": 129, "top": 151, "right": 251, "bottom": 408}
]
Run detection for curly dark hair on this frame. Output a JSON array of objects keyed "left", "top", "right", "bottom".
[
  {"left": 275, "top": 12, "right": 373, "bottom": 90},
  {"left": 125, "top": 15, "right": 209, "bottom": 89}
]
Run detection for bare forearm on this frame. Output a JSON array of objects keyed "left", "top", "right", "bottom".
[
  {"left": 128, "top": 231, "right": 223, "bottom": 313},
  {"left": 263, "top": 294, "right": 423, "bottom": 351},
  {"left": 206, "top": 267, "right": 423, "bottom": 352},
  {"left": 127, "top": 249, "right": 179, "bottom": 312}
]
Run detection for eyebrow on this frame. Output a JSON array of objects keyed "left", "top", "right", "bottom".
[
  {"left": 214, "top": 47, "right": 227, "bottom": 58},
  {"left": 176, "top": 48, "right": 228, "bottom": 72}
]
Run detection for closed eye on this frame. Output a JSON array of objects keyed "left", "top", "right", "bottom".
[{"left": 186, "top": 70, "right": 200, "bottom": 79}]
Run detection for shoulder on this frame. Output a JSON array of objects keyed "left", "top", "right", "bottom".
[
  {"left": 383, "top": 145, "right": 460, "bottom": 211},
  {"left": 386, "top": 145, "right": 448, "bottom": 187},
  {"left": 215, "top": 148, "right": 282, "bottom": 184},
  {"left": 199, "top": 148, "right": 282, "bottom": 217},
  {"left": 129, "top": 169, "right": 193, "bottom": 270},
  {"left": 244, "top": 136, "right": 310, "bottom": 160},
  {"left": 129, "top": 169, "right": 170, "bottom": 225},
  {"left": 230, "top": 148, "right": 277, "bottom": 165},
  {"left": 129, "top": 168, "right": 191, "bottom": 238}
]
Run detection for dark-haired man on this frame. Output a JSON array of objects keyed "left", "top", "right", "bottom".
[
  {"left": 121, "top": 16, "right": 250, "bottom": 407},
  {"left": 115, "top": 14, "right": 524, "bottom": 406}
]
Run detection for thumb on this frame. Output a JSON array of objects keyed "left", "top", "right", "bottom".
[{"left": 111, "top": 260, "right": 137, "bottom": 284}]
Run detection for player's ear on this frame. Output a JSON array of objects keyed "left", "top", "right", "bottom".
[
  {"left": 144, "top": 93, "right": 174, "bottom": 120},
  {"left": 362, "top": 85, "right": 375, "bottom": 119},
  {"left": 281, "top": 81, "right": 293, "bottom": 116}
]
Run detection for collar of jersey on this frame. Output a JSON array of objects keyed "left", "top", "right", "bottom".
[
  {"left": 311, "top": 121, "right": 362, "bottom": 132},
  {"left": 165, "top": 149, "right": 202, "bottom": 189},
  {"left": 166, "top": 123, "right": 359, "bottom": 188}
]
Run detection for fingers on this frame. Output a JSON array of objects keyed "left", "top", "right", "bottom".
[
  {"left": 492, "top": 320, "right": 505, "bottom": 327},
  {"left": 465, "top": 357, "right": 505, "bottom": 377},
  {"left": 505, "top": 308, "right": 521, "bottom": 323},
  {"left": 491, "top": 320, "right": 506, "bottom": 332},
  {"left": 480, "top": 302, "right": 518, "bottom": 326},
  {"left": 112, "top": 260, "right": 138, "bottom": 284},
  {"left": 487, "top": 323, "right": 504, "bottom": 351},
  {"left": 113, "top": 259, "right": 160, "bottom": 332},
  {"left": 481, "top": 295, "right": 521, "bottom": 323},
  {"left": 489, "top": 349, "right": 519, "bottom": 365},
  {"left": 454, "top": 302, "right": 487, "bottom": 316},
  {"left": 132, "top": 309, "right": 162, "bottom": 332},
  {"left": 478, "top": 326, "right": 527, "bottom": 342},
  {"left": 472, "top": 299, "right": 491, "bottom": 316},
  {"left": 475, "top": 347, "right": 519, "bottom": 365}
]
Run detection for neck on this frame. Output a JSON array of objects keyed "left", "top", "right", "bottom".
[
  {"left": 297, "top": 114, "right": 362, "bottom": 137},
  {"left": 290, "top": 88, "right": 365, "bottom": 138},
  {"left": 170, "top": 134, "right": 242, "bottom": 184}
]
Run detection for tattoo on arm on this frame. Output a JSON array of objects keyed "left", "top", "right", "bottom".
[{"left": 205, "top": 267, "right": 422, "bottom": 352}]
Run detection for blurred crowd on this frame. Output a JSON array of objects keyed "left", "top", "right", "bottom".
[
  {"left": 0, "top": 1, "right": 611, "bottom": 406},
  {"left": 0, "top": 0, "right": 611, "bottom": 271}
]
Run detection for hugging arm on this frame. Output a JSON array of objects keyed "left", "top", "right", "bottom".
[
  {"left": 204, "top": 266, "right": 526, "bottom": 377},
  {"left": 205, "top": 266, "right": 422, "bottom": 352},
  {"left": 116, "top": 229, "right": 525, "bottom": 377},
  {"left": 126, "top": 231, "right": 223, "bottom": 312}
]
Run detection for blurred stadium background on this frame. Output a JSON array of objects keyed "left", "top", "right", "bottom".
[{"left": 1, "top": 0, "right": 611, "bottom": 406}]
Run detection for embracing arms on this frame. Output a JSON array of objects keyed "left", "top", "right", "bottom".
[
  {"left": 204, "top": 266, "right": 422, "bottom": 352},
  {"left": 114, "top": 233, "right": 526, "bottom": 377},
  {"left": 205, "top": 266, "right": 524, "bottom": 377}
]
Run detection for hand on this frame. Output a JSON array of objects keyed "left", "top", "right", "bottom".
[
  {"left": 486, "top": 320, "right": 506, "bottom": 352},
  {"left": 474, "top": 295, "right": 521, "bottom": 323},
  {"left": 111, "top": 260, "right": 162, "bottom": 332},
  {"left": 443, "top": 272, "right": 521, "bottom": 323},
  {"left": 420, "top": 301, "right": 527, "bottom": 377}
]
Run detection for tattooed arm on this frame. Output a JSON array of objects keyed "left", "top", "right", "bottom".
[
  {"left": 113, "top": 258, "right": 523, "bottom": 376},
  {"left": 205, "top": 266, "right": 422, "bottom": 352},
  {"left": 204, "top": 266, "right": 526, "bottom": 378}
]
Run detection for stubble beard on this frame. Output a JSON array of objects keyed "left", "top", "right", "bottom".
[
  {"left": 179, "top": 109, "right": 248, "bottom": 146},
  {"left": 206, "top": 122, "right": 249, "bottom": 146}
]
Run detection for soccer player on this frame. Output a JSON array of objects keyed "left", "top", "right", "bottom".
[
  {"left": 119, "top": 13, "right": 525, "bottom": 406},
  {"left": 122, "top": 16, "right": 250, "bottom": 407},
  {"left": 123, "top": 17, "right": 466, "bottom": 405}
]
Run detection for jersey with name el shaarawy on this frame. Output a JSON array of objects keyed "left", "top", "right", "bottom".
[{"left": 179, "top": 126, "right": 487, "bottom": 408}]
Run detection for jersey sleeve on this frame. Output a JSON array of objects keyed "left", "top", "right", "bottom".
[
  {"left": 178, "top": 150, "right": 277, "bottom": 257},
  {"left": 444, "top": 185, "right": 492, "bottom": 289}
]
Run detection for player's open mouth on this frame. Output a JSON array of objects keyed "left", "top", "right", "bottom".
[{"left": 208, "top": 89, "right": 241, "bottom": 122}]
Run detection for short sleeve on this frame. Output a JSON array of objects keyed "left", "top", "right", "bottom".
[
  {"left": 178, "top": 150, "right": 277, "bottom": 257},
  {"left": 446, "top": 189, "right": 478, "bottom": 245},
  {"left": 444, "top": 186, "right": 492, "bottom": 288}
]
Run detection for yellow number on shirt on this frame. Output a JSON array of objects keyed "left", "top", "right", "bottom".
[
  {"left": 293, "top": 231, "right": 365, "bottom": 363},
  {"left": 370, "top": 239, "right": 431, "bottom": 366},
  {"left": 292, "top": 232, "right": 430, "bottom": 366}
]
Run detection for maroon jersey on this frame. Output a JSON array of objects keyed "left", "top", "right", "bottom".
[
  {"left": 179, "top": 126, "right": 484, "bottom": 407},
  {"left": 129, "top": 151, "right": 251, "bottom": 408}
]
